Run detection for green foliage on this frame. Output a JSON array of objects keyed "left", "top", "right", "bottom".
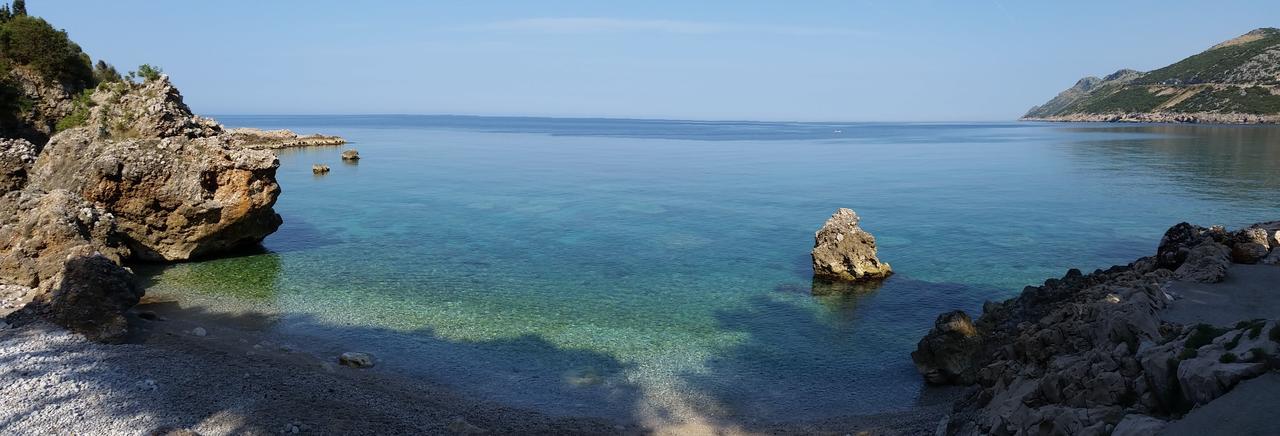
[
  {"left": 1226, "top": 332, "right": 1243, "bottom": 350},
  {"left": 54, "top": 87, "right": 92, "bottom": 131},
  {"left": 133, "top": 63, "right": 162, "bottom": 82},
  {"left": 1270, "top": 325, "right": 1280, "bottom": 342},
  {"left": 1138, "top": 30, "right": 1280, "bottom": 86},
  {"left": 0, "top": 15, "right": 95, "bottom": 89},
  {"left": 1219, "top": 353, "right": 1238, "bottom": 363},
  {"left": 11, "top": 0, "right": 24, "bottom": 17},
  {"left": 1177, "top": 347, "right": 1198, "bottom": 360},
  {"left": 1171, "top": 86, "right": 1280, "bottom": 114},
  {"left": 92, "top": 59, "right": 120, "bottom": 83},
  {"left": 1075, "top": 86, "right": 1171, "bottom": 113},
  {"left": 1247, "top": 348, "right": 1267, "bottom": 363}
]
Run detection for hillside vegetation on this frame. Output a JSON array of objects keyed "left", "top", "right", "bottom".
[{"left": 1024, "top": 28, "right": 1280, "bottom": 122}]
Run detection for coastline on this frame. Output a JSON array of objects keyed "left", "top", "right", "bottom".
[{"left": 1021, "top": 112, "right": 1280, "bottom": 124}]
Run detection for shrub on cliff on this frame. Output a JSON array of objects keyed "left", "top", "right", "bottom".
[{"left": 130, "top": 63, "right": 163, "bottom": 83}]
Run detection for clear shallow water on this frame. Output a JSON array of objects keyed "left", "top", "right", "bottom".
[{"left": 140, "top": 117, "right": 1280, "bottom": 425}]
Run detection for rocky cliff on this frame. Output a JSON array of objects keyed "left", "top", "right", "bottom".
[
  {"left": 1024, "top": 28, "right": 1280, "bottom": 124},
  {"left": 913, "top": 220, "right": 1280, "bottom": 435}
]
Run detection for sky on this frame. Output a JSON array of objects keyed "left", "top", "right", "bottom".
[{"left": 31, "top": 1, "right": 1280, "bottom": 121}]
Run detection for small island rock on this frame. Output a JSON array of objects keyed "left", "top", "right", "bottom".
[
  {"left": 312, "top": 164, "right": 330, "bottom": 174},
  {"left": 341, "top": 149, "right": 360, "bottom": 161},
  {"left": 811, "top": 208, "right": 892, "bottom": 282}
]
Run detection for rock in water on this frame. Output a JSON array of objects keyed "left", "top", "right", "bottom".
[
  {"left": 811, "top": 208, "right": 892, "bottom": 282},
  {"left": 312, "top": 164, "right": 330, "bottom": 174},
  {"left": 911, "top": 310, "right": 982, "bottom": 384},
  {"left": 338, "top": 352, "right": 374, "bottom": 368},
  {"left": 28, "top": 78, "right": 283, "bottom": 261},
  {"left": 341, "top": 149, "right": 360, "bottom": 161}
]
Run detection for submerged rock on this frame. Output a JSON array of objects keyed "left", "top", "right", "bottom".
[
  {"left": 341, "top": 149, "right": 360, "bottom": 161},
  {"left": 338, "top": 352, "right": 374, "bottom": 368},
  {"left": 811, "top": 208, "right": 892, "bottom": 282}
]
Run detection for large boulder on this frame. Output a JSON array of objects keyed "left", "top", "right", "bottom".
[
  {"left": 28, "top": 77, "right": 283, "bottom": 261},
  {"left": 0, "top": 138, "right": 38, "bottom": 193},
  {"left": 19, "top": 252, "right": 141, "bottom": 342},
  {"left": 0, "top": 189, "right": 138, "bottom": 342},
  {"left": 811, "top": 208, "right": 892, "bottom": 282},
  {"left": 1229, "top": 227, "right": 1271, "bottom": 264},
  {"left": 1173, "top": 241, "right": 1232, "bottom": 283},
  {"left": 911, "top": 310, "right": 982, "bottom": 384}
]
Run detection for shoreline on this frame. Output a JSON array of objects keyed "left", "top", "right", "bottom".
[
  {"left": 0, "top": 296, "right": 960, "bottom": 435},
  {"left": 1021, "top": 112, "right": 1280, "bottom": 125}
]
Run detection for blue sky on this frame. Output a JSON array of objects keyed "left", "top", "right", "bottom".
[{"left": 34, "top": 1, "right": 1280, "bottom": 121}]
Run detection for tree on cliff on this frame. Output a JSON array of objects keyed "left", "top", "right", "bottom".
[
  {"left": 12, "top": 0, "right": 25, "bottom": 17},
  {"left": 0, "top": 14, "right": 95, "bottom": 89}
]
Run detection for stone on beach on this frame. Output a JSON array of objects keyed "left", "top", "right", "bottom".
[{"left": 811, "top": 208, "right": 892, "bottom": 283}]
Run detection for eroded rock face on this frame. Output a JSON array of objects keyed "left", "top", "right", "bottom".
[
  {"left": 29, "top": 77, "right": 284, "bottom": 261},
  {"left": 0, "top": 138, "right": 38, "bottom": 193},
  {"left": 0, "top": 190, "right": 129, "bottom": 288},
  {"left": 811, "top": 208, "right": 892, "bottom": 282},
  {"left": 30, "top": 130, "right": 282, "bottom": 261},
  {"left": 1173, "top": 241, "right": 1232, "bottom": 283}
]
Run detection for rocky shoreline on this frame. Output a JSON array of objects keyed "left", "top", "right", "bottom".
[
  {"left": 912, "top": 220, "right": 1280, "bottom": 435},
  {"left": 1022, "top": 112, "right": 1280, "bottom": 125}
]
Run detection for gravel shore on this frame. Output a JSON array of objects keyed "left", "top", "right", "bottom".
[{"left": 0, "top": 313, "right": 952, "bottom": 436}]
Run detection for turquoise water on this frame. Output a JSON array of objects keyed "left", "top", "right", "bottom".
[{"left": 140, "top": 117, "right": 1280, "bottom": 425}]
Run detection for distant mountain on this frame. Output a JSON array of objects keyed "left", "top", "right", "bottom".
[{"left": 1023, "top": 28, "right": 1280, "bottom": 124}]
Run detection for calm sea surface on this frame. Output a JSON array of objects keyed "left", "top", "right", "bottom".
[{"left": 140, "top": 116, "right": 1280, "bottom": 423}]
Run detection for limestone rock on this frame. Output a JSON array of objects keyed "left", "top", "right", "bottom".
[
  {"left": 225, "top": 128, "right": 346, "bottom": 150},
  {"left": 0, "top": 189, "right": 129, "bottom": 289},
  {"left": 1173, "top": 241, "right": 1231, "bottom": 283},
  {"left": 911, "top": 310, "right": 981, "bottom": 384},
  {"left": 811, "top": 208, "right": 892, "bottom": 282},
  {"left": 312, "top": 164, "right": 330, "bottom": 174},
  {"left": 30, "top": 129, "right": 282, "bottom": 261},
  {"left": 341, "top": 149, "right": 360, "bottom": 161},
  {"left": 1261, "top": 248, "right": 1280, "bottom": 265},
  {"left": 85, "top": 76, "right": 222, "bottom": 139},
  {"left": 1157, "top": 222, "right": 1223, "bottom": 270},
  {"left": 338, "top": 352, "right": 374, "bottom": 368},
  {"left": 1229, "top": 227, "right": 1272, "bottom": 263},
  {"left": 0, "top": 138, "right": 38, "bottom": 193},
  {"left": 2, "top": 67, "right": 76, "bottom": 144}
]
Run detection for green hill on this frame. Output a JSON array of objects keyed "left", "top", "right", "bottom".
[{"left": 1024, "top": 28, "right": 1280, "bottom": 123}]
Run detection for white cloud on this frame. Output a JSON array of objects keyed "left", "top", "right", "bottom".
[{"left": 465, "top": 17, "right": 865, "bottom": 37}]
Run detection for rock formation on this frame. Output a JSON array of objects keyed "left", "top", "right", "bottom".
[
  {"left": 913, "top": 219, "right": 1280, "bottom": 435},
  {"left": 811, "top": 208, "right": 893, "bottom": 282},
  {"left": 341, "top": 149, "right": 360, "bottom": 161},
  {"left": 312, "top": 164, "right": 331, "bottom": 174},
  {"left": 28, "top": 77, "right": 283, "bottom": 261},
  {"left": 225, "top": 128, "right": 346, "bottom": 150}
]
